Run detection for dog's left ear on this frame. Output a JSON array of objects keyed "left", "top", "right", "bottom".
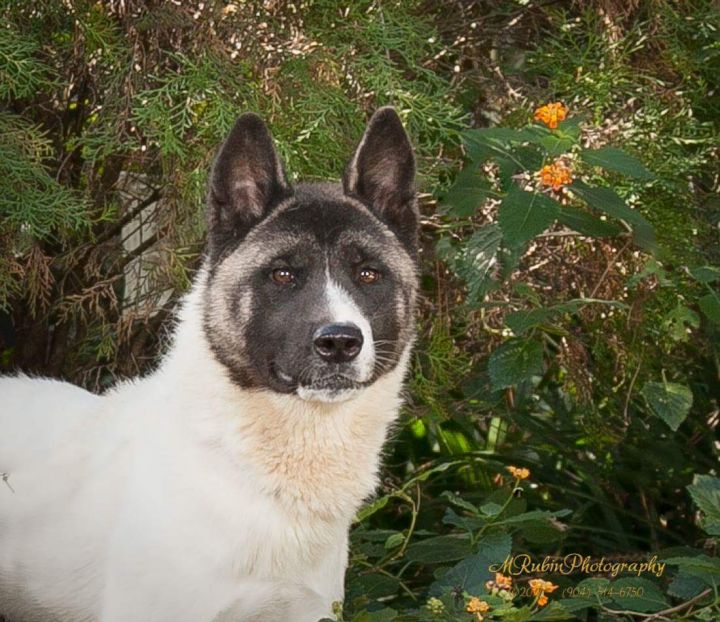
[
  {"left": 207, "top": 113, "right": 291, "bottom": 261},
  {"left": 343, "top": 107, "right": 418, "bottom": 252}
]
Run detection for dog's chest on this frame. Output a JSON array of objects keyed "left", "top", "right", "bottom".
[
  {"left": 231, "top": 396, "right": 394, "bottom": 521},
  {"left": 126, "top": 415, "right": 346, "bottom": 579}
]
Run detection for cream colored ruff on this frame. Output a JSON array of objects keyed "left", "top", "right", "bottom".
[{"left": 0, "top": 267, "right": 411, "bottom": 622}]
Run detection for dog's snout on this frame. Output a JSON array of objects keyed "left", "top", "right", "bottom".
[{"left": 313, "top": 324, "right": 364, "bottom": 363}]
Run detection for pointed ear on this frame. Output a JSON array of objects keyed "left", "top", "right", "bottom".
[
  {"left": 343, "top": 107, "right": 418, "bottom": 252},
  {"left": 207, "top": 113, "right": 291, "bottom": 261}
]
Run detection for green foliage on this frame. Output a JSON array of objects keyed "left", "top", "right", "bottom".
[
  {"left": 687, "top": 475, "right": 720, "bottom": 537},
  {"left": 0, "top": 21, "right": 54, "bottom": 99},
  {"left": 346, "top": 2, "right": 720, "bottom": 620},
  {"left": 497, "top": 189, "right": 559, "bottom": 249},
  {"left": 345, "top": 469, "right": 574, "bottom": 621},
  {"left": 641, "top": 381, "right": 694, "bottom": 431},
  {"left": 488, "top": 339, "right": 543, "bottom": 391},
  {"left": 441, "top": 111, "right": 659, "bottom": 305},
  {"left": 0, "top": 112, "right": 90, "bottom": 241}
]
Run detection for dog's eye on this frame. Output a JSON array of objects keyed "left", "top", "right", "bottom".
[
  {"left": 358, "top": 267, "right": 380, "bottom": 284},
  {"left": 271, "top": 268, "right": 295, "bottom": 285}
]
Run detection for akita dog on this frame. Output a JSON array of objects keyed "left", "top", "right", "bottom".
[{"left": 0, "top": 108, "right": 419, "bottom": 621}]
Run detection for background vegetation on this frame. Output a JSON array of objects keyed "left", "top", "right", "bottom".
[{"left": 0, "top": 0, "right": 718, "bottom": 620}]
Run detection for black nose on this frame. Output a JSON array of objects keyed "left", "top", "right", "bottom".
[{"left": 313, "top": 323, "right": 364, "bottom": 363}]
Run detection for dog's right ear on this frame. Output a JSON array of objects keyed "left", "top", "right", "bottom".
[{"left": 207, "top": 113, "right": 291, "bottom": 261}]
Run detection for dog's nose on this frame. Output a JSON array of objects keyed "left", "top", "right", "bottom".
[{"left": 313, "top": 324, "right": 364, "bottom": 363}]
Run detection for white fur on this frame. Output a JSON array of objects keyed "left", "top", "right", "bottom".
[
  {"left": 0, "top": 268, "right": 411, "bottom": 622},
  {"left": 296, "top": 271, "right": 376, "bottom": 404},
  {"left": 324, "top": 275, "right": 375, "bottom": 382}
]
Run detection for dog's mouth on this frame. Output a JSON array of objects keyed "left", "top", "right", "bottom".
[
  {"left": 304, "top": 374, "right": 362, "bottom": 391},
  {"left": 296, "top": 376, "right": 364, "bottom": 403},
  {"left": 269, "top": 362, "right": 368, "bottom": 402}
]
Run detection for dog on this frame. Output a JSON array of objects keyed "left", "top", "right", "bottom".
[{"left": 0, "top": 107, "right": 419, "bottom": 621}]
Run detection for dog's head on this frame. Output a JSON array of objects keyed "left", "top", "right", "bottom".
[{"left": 202, "top": 108, "right": 418, "bottom": 403}]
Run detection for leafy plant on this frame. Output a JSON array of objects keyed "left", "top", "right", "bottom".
[{"left": 439, "top": 105, "right": 656, "bottom": 309}]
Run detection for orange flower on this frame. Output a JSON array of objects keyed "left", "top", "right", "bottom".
[
  {"left": 467, "top": 597, "right": 491, "bottom": 614},
  {"left": 529, "top": 578, "right": 558, "bottom": 607},
  {"left": 486, "top": 572, "right": 514, "bottom": 595},
  {"left": 534, "top": 102, "right": 568, "bottom": 129},
  {"left": 528, "top": 579, "right": 544, "bottom": 596},
  {"left": 507, "top": 466, "right": 531, "bottom": 480},
  {"left": 529, "top": 579, "right": 559, "bottom": 596},
  {"left": 539, "top": 162, "right": 573, "bottom": 191}
]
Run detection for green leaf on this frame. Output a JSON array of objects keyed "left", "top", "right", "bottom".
[
  {"left": 664, "top": 555, "right": 720, "bottom": 578},
  {"left": 496, "top": 606, "right": 533, "bottom": 622},
  {"left": 687, "top": 475, "right": 720, "bottom": 536},
  {"left": 519, "top": 519, "right": 565, "bottom": 543},
  {"left": 441, "top": 225, "right": 502, "bottom": 305},
  {"left": 351, "top": 607, "right": 398, "bottom": 622},
  {"left": 641, "top": 381, "right": 693, "bottom": 431},
  {"left": 512, "top": 282, "right": 541, "bottom": 305},
  {"left": 406, "top": 535, "right": 472, "bottom": 563},
  {"left": 430, "top": 552, "right": 494, "bottom": 596},
  {"left": 405, "top": 460, "right": 464, "bottom": 487},
  {"left": 558, "top": 582, "right": 612, "bottom": 616},
  {"left": 464, "top": 127, "right": 535, "bottom": 149},
  {"left": 571, "top": 180, "right": 655, "bottom": 249},
  {"left": 442, "top": 165, "right": 495, "bottom": 217},
  {"left": 529, "top": 602, "right": 575, "bottom": 621},
  {"left": 556, "top": 598, "right": 595, "bottom": 612},
  {"left": 564, "top": 577, "right": 612, "bottom": 606},
  {"left": 356, "top": 496, "right": 390, "bottom": 522},
  {"left": 477, "top": 531, "right": 512, "bottom": 564},
  {"left": 689, "top": 265, "right": 720, "bottom": 283},
  {"left": 440, "top": 491, "right": 480, "bottom": 514},
  {"left": 462, "top": 129, "right": 545, "bottom": 189},
  {"left": 557, "top": 205, "right": 622, "bottom": 237},
  {"left": 443, "top": 508, "right": 487, "bottom": 532},
  {"left": 494, "top": 509, "right": 572, "bottom": 527},
  {"left": 538, "top": 132, "right": 576, "bottom": 157},
  {"left": 506, "top": 308, "right": 555, "bottom": 334},
  {"left": 663, "top": 556, "right": 720, "bottom": 594},
  {"left": 356, "top": 529, "right": 402, "bottom": 543},
  {"left": 384, "top": 532, "right": 406, "bottom": 550},
  {"left": 464, "top": 140, "right": 498, "bottom": 164},
  {"left": 506, "top": 299, "right": 626, "bottom": 335},
  {"left": 505, "top": 302, "right": 582, "bottom": 335},
  {"left": 479, "top": 502, "right": 504, "bottom": 517},
  {"left": 350, "top": 575, "right": 400, "bottom": 601},
  {"left": 463, "top": 129, "right": 526, "bottom": 164},
  {"left": 609, "top": 577, "right": 667, "bottom": 613},
  {"left": 663, "top": 305, "right": 700, "bottom": 341},
  {"left": 668, "top": 571, "right": 711, "bottom": 599},
  {"left": 513, "top": 145, "right": 545, "bottom": 171},
  {"left": 699, "top": 291, "right": 720, "bottom": 325},
  {"left": 430, "top": 531, "right": 512, "bottom": 596},
  {"left": 525, "top": 117, "right": 581, "bottom": 150},
  {"left": 488, "top": 338, "right": 544, "bottom": 390},
  {"left": 581, "top": 146, "right": 653, "bottom": 180},
  {"left": 628, "top": 258, "right": 672, "bottom": 289},
  {"left": 558, "top": 116, "right": 583, "bottom": 135},
  {"left": 498, "top": 187, "right": 560, "bottom": 248}
]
